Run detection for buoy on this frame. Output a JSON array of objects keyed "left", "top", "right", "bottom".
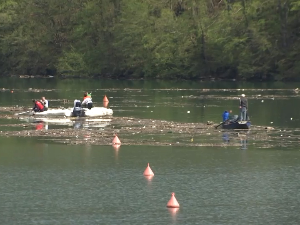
[
  {"left": 112, "top": 135, "right": 121, "bottom": 145},
  {"left": 167, "top": 192, "right": 180, "bottom": 208},
  {"left": 143, "top": 163, "right": 154, "bottom": 176},
  {"left": 103, "top": 95, "right": 109, "bottom": 102},
  {"left": 103, "top": 101, "right": 109, "bottom": 108},
  {"left": 11, "top": 90, "right": 13, "bottom": 93}
]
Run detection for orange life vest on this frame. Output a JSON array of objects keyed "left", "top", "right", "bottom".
[{"left": 36, "top": 101, "right": 44, "bottom": 110}]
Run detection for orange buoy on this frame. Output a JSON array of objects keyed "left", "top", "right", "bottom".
[
  {"left": 103, "top": 95, "right": 109, "bottom": 102},
  {"left": 143, "top": 163, "right": 154, "bottom": 176},
  {"left": 167, "top": 192, "right": 180, "bottom": 208},
  {"left": 11, "top": 90, "right": 14, "bottom": 93},
  {"left": 103, "top": 101, "right": 109, "bottom": 108},
  {"left": 112, "top": 135, "right": 121, "bottom": 145}
]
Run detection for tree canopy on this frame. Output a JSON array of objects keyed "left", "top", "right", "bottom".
[{"left": 0, "top": 0, "right": 299, "bottom": 80}]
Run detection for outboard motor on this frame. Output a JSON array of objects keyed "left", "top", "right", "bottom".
[{"left": 73, "top": 99, "right": 83, "bottom": 117}]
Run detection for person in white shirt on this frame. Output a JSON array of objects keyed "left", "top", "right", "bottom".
[
  {"left": 40, "top": 97, "right": 49, "bottom": 111},
  {"left": 82, "top": 95, "right": 93, "bottom": 109}
]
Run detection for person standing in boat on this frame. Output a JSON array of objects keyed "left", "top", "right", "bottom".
[
  {"left": 40, "top": 96, "right": 48, "bottom": 111},
  {"left": 239, "top": 94, "right": 248, "bottom": 121},
  {"left": 82, "top": 92, "right": 93, "bottom": 109},
  {"left": 32, "top": 99, "right": 44, "bottom": 112}
]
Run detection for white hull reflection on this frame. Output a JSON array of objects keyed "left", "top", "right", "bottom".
[{"left": 19, "top": 117, "right": 111, "bottom": 129}]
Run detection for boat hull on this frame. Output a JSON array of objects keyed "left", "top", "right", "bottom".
[
  {"left": 222, "top": 121, "right": 251, "bottom": 129},
  {"left": 32, "top": 107, "right": 113, "bottom": 117}
]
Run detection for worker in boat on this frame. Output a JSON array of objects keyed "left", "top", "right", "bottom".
[
  {"left": 82, "top": 93, "right": 93, "bottom": 109},
  {"left": 83, "top": 92, "right": 92, "bottom": 100},
  {"left": 222, "top": 110, "right": 230, "bottom": 122},
  {"left": 239, "top": 94, "right": 248, "bottom": 121},
  {"left": 40, "top": 96, "right": 48, "bottom": 111},
  {"left": 222, "top": 110, "right": 232, "bottom": 122},
  {"left": 32, "top": 99, "right": 44, "bottom": 112},
  {"left": 73, "top": 99, "right": 83, "bottom": 117}
]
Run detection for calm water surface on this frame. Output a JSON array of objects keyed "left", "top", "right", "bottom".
[{"left": 0, "top": 78, "right": 300, "bottom": 224}]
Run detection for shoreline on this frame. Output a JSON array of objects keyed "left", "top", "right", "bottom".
[{"left": 1, "top": 75, "right": 299, "bottom": 82}]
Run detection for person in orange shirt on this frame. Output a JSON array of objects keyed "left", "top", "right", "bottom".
[
  {"left": 82, "top": 92, "right": 93, "bottom": 109},
  {"left": 83, "top": 92, "right": 92, "bottom": 100}
]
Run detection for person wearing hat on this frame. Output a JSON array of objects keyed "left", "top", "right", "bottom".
[{"left": 239, "top": 94, "right": 248, "bottom": 121}]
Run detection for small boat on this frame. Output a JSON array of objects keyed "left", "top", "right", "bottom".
[
  {"left": 17, "top": 107, "right": 113, "bottom": 117},
  {"left": 222, "top": 121, "right": 251, "bottom": 129}
]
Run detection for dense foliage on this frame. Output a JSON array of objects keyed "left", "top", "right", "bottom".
[{"left": 0, "top": 0, "right": 299, "bottom": 80}]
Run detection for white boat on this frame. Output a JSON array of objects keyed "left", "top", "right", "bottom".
[
  {"left": 33, "top": 108, "right": 68, "bottom": 116},
  {"left": 16, "top": 107, "right": 113, "bottom": 117}
]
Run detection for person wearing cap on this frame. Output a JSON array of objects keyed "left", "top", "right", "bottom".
[{"left": 239, "top": 94, "right": 248, "bottom": 121}]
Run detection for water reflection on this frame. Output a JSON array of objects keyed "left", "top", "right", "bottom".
[
  {"left": 35, "top": 122, "right": 44, "bottom": 130},
  {"left": 144, "top": 175, "right": 154, "bottom": 182},
  {"left": 240, "top": 136, "right": 248, "bottom": 150},
  {"left": 168, "top": 208, "right": 179, "bottom": 223},
  {"left": 222, "top": 133, "right": 230, "bottom": 143},
  {"left": 74, "top": 120, "right": 83, "bottom": 129},
  {"left": 112, "top": 144, "right": 120, "bottom": 161},
  {"left": 238, "top": 132, "right": 249, "bottom": 150},
  {"left": 21, "top": 117, "right": 111, "bottom": 130},
  {"left": 222, "top": 131, "right": 249, "bottom": 150}
]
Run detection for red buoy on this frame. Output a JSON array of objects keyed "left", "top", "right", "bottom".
[
  {"left": 143, "top": 163, "right": 154, "bottom": 176},
  {"left": 112, "top": 135, "right": 121, "bottom": 145},
  {"left": 103, "top": 101, "right": 109, "bottom": 108},
  {"left": 103, "top": 95, "right": 109, "bottom": 102},
  {"left": 167, "top": 192, "right": 180, "bottom": 208}
]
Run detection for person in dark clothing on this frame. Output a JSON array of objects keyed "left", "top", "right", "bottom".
[
  {"left": 239, "top": 94, "right": 248, "bottom": 121},
  {"left": 73, "top": 99, "right": 84, "bottom": 117},
  {"left": 32, "top": 99, "right": 44, "bottom": 112}
]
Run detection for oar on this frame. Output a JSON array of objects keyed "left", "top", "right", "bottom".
[
  {"left": 215, "top": 120, "right": 228, "bottom": 129},
  {"left": 215, "top": 116, "right": 240, "bottom": 129}
]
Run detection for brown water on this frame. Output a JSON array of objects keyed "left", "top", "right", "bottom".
[{"left": 0, "top": 77, "right": 300, "bottom": 224}]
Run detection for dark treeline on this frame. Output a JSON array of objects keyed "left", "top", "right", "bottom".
[{"left": 0, "top": 0, "right": 299, "bottom": 80}]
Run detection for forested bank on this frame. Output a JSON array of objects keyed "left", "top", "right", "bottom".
[{"left": 0, "top": 0, "right": 299, "bottom": 80}]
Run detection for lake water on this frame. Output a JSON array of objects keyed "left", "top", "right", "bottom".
[{"left": 0, "top": 77, "right": 300, "bottom": 224}]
